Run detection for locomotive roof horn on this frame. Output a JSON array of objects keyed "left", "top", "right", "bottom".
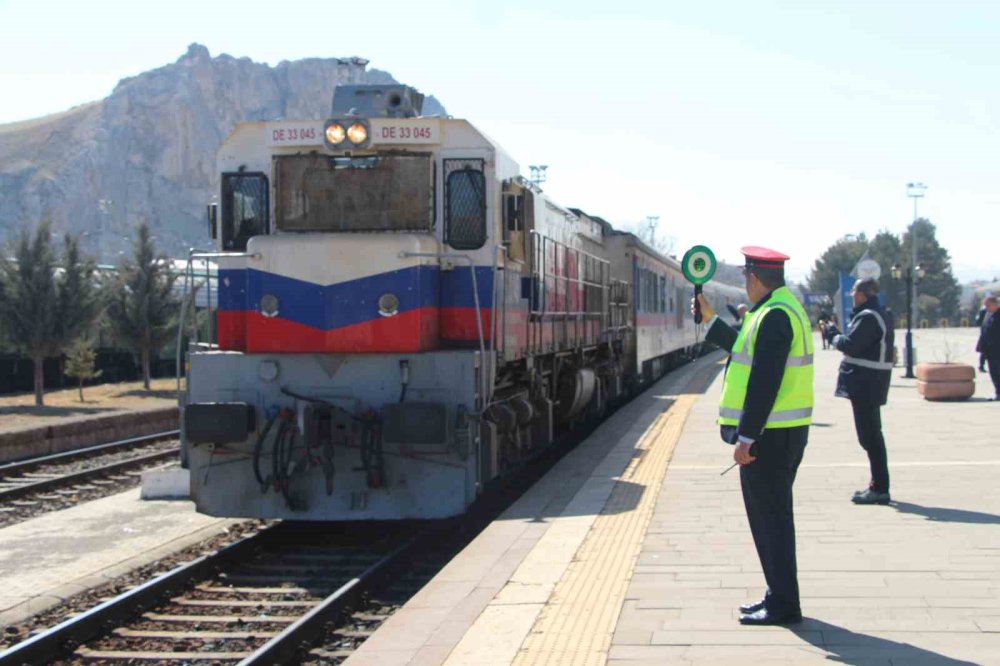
[{"left": 331, "top": 84, "right": 425, "bottom": 118}]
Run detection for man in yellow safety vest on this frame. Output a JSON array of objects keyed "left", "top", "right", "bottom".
[{"left": 695, "top": 246, "right": 813, "bottom": 626}]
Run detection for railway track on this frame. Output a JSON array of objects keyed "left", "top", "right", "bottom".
[
  {"left": 0, "top": 431, "right": 180, "bottom": 527},
  {"left": 0, "top": 408, "right": 584, "bottom": 665},
  {"left": 1, "top": 356, "right": 723, "bottom": 664},
  {"left": 0, "top": 521, "right": 423, "bottom": 665}
]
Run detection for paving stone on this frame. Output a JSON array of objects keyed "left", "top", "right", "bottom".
[{"left": 347, "top": 331, "right": 1000, "bottom": 666}]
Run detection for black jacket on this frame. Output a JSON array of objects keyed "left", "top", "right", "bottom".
[
  {"left": 706, "top": 289, "right": 799, "bottom": 444},
  {"left": 978, "top": 310, "right": 1000, "bottom": 357},
  {"left": 832, "top": 298, "right": 894, "bottom": 406}
]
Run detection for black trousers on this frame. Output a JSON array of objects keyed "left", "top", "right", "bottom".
[
  {"left": 851, "top": 400, "right": 889, "bottom": 493},
  {"left": 988, "top": 355, "right": 1000, "bottom": 398},
  {"left": 740, "top": 426, "right": 808, "bottom": 615}
]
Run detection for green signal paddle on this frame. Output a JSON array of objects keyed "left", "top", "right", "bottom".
[{"left": 681, "top": 245, "right": 717, "bottom": 324}]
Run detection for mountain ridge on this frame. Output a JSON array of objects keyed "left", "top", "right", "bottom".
[{"left": 0, "top": 43, "right": 444, "bottom": 260}]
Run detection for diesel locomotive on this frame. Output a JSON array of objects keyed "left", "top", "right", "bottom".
[{"left": 182, "top": 82, "right": 742, "bottom": 520}]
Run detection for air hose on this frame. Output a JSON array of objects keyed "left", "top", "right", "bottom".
[{"left": 252, "top": 413, "right": 279, "bottom": 492}]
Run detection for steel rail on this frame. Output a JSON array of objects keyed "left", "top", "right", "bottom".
[
  {"left": 240, "top": 533, "right": 423, "bottom": 665},
  {"left": 0, "top": 446, "right": 180, "bottom": 502},
  {"left": 0, "top": 429, "right": 180, "bottom": 476},
  {"left": 0, "top": 526, "right": 275, "bottom": 666}
]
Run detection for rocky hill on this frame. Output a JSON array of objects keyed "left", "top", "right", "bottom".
[{"left": 0, "top": 44, "right": 445, "bottom": 260}]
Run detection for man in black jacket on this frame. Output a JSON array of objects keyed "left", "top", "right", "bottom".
[
  {"left": 826, "top": 278, "right": 894, "bottom": 504},
  {"left": 975, "top": 300, "right": 989, "bottom": 372},
  {"left": 977, "top": 296, "right": 1000, "bottom": 400}
]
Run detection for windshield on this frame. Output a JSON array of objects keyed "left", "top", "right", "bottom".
[{"left": 274, "top": 153, "right": 433, "bottom": 232}]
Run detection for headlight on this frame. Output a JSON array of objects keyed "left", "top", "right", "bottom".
[
  {"left": 325, "top": 123, "right": 346, "bottom": 145},
  {"left": 260, "top": 294, "right": 279, "bottom": 317},
  {"left": 378, "top": 293, "right": 399, "bottom": 317},
  {"left": 347, "top": 122, "right": 368, "bottom": 145}
]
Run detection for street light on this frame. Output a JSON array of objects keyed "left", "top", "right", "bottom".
[
  {"left": 528, "top": 165, "right": 548, "bottom": 185},
  {"left": 891, "top": 262, "right": 926, "bottom": 378},
  {"left": 903, "top": 182, "right": 927, "bottom": 379}
]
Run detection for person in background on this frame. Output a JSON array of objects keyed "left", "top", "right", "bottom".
[
  {"left": 695, "top": 246, "right": 813, "bottom": 626},
  {"left": 825, "top": 279, "right": 895, "bottom": 505},
  {"left": 818, "top": 312, "right": 831, "bottom": 350},
  {"left": 737, "top": 303, "right": 749, "bottom": 323},
  {"left": 977, "top": 296, "right": 1000, "bottom": 400},
  {"left": 975, "top": 297, "right": 990, "bottom": 373}
]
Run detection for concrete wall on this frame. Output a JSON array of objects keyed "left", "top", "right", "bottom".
[{"left": 0, "top": 407, "right": 178, "bottom": 464}]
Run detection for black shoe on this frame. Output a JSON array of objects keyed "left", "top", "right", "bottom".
[
  {"left": 852, "top": 489, "right": 891, "bottom": 505},
  {"left": 739, "top": 608, "right": 803, "bottom": 626},
  {"left": 739, "top": 598, "right": 766, "bottom": 614}
]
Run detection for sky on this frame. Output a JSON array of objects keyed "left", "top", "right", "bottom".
[{"left": 1, "top": 0, "right": 998, "bottom": 284}]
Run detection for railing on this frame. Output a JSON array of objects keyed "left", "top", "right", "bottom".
[
  {"left": 175, "top": 248, "right": 260, "bottom": 401},
  {"left": 527, "top": 231, "right": 611, "bottom": 353},
  {"left": 399, "top": 251, "right": 490, "bottom": 411},
  {"left": 491, "top": 245, "right": 508, "bottom": 362}
]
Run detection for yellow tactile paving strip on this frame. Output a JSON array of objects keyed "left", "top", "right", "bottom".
[{"left": 512, "top": 368, "right": 713, "bottom": 666}]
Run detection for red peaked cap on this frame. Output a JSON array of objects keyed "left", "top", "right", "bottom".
[{"left": 741, "top": 246, "right": 790, "bottom": 269}]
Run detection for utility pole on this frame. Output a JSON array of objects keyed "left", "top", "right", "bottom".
[
  {"left": 644, "top": 215, "right": 660, "bottom": 247},
  {"left": 904, "top": 182, "right": 927, "bottom": 375}
]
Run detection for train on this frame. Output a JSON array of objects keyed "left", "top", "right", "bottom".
[{"left": 181, "top": 82, "right": 744, "bottom": 521}]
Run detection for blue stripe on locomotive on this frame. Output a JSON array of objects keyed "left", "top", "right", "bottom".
[{"left": 217, "top": 266, "right": 495, "bottom": 331}]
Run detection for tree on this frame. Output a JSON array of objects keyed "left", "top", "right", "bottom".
[
  {"left": 808, "top": 222, "right": 961, "bottom": 324},
  {"left": 57, "top": 233, "right": 103, "bottom": 348},
  {"left": 865, "top": 231, "right": 904, "bottom": 314},
  {"left": 64, "top": 338, "right": 103, "bottom": 402},
  {"left": 106, "top": 223, "right": 180, "bottom": 389},
  {"left": 0, "top": 224, "right": 57, "bottom": 406},
  {"left": 805, "top": 234, "right": 869, "bottom": 297},
  {"left": 0, "top": 224, "right": 101, "bottom": 406},
  {"left": 902, "top": 219, "right": 961, "bottom": 322}
]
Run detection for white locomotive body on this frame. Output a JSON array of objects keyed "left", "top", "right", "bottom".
[{"left": 183, "top": 83, "right": 743, "bottom": 520}]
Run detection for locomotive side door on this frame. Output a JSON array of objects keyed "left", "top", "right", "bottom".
[{"left": 501, "top": 179, "right": 529, "bottom": 262}]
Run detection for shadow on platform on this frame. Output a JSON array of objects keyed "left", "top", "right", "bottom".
[
  {"left": 795, "top": 618, "right": 979, "bottom": 665},
  {"left": 505, "top": 359, "right": 724, "bottom": 523},
  {"left": 0, "top": 405, "right": 116, "bottom": 418},
  {"left": 113, "top": 389, "right": 178, "bottom": 400},
  {"left": 892, "top": 501, "right": 1000, "bottom": 524}
]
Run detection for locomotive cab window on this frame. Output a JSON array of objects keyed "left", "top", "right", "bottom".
[
  {"left": 445, "top": 159, "right": 486, "bottom": 250},
  {"left": 222, "top": 172, "right": 269, "bottom": 251}
]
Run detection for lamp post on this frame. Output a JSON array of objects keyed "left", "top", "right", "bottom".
[
  {"left": 904, "top": 182, "right": 926, "bottom": 376},
  {"left": 891, "top": 263, "right": 925, "bottom": 378},
  {"left": 528, "top": 165, "right": 548, "bottom": 185}
]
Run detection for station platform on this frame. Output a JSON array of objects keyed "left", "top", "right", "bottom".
[
  {"left": 0, "top": 488, "right": 237, "bottom": 626},
  {"left": 348, "top": 328, "right": 1000, "bottom": 666}
]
